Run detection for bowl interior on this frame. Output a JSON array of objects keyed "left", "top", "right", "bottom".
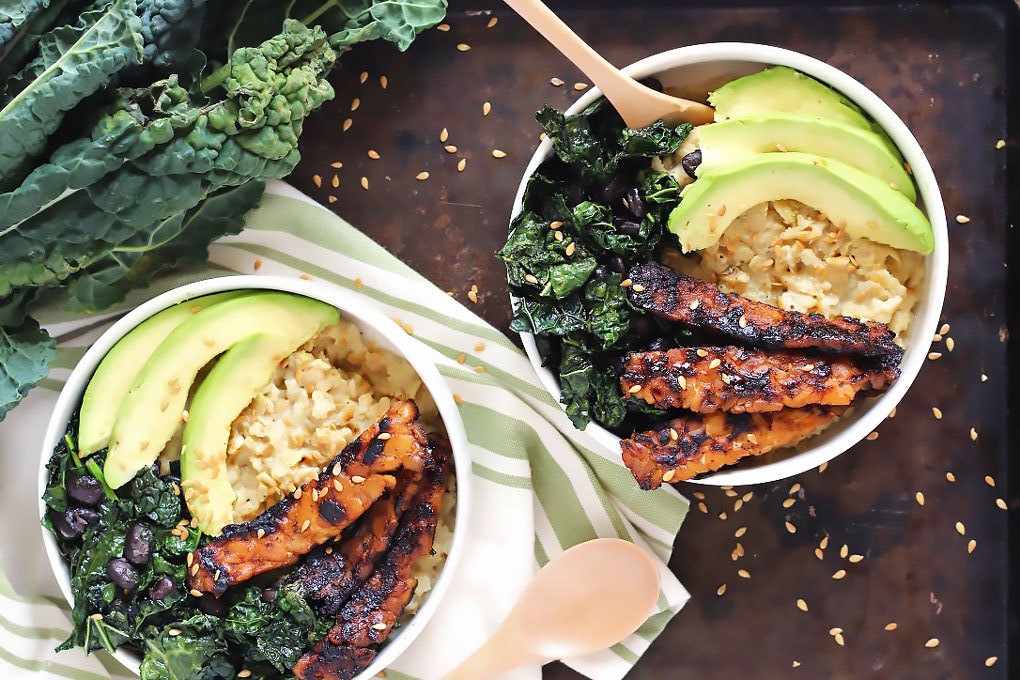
[
  {"left": 37, "top": 275, "right": 471, "bottom": 678},
  {"left": 511, "top": 43, "right": 948, "bottom": 486}
]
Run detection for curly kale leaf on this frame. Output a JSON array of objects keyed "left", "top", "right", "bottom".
[
  {"left": 0, "top": 317, "right": 55, "bottom": 419},
  {"left": 0, "top": 0, "right": 144, "bottom": 188},
  {"left": 224, "top": 584, "right": 329, "bottom": 672},
  {"left": 139, "top": 615, "right": 234, "bottom": 680},
  {"left": 323, "top": 0, "right": 448, "bottom": 51},
  {"left": 0, "top": 0, "right": 76, "bottom": 80},
  {"left": 582, "top": 272, "right": 632, "bottom": 349},
  {"left": 137, "top": 0, "right": 208, "bottom": 69},
  {"left": 509, "top": 295, "right": 586, "bottom": 337},
  {"left": 497, "top": 211, "right": 596, "bottom": 299}
]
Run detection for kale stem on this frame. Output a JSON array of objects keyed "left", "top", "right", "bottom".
[
  {"left": 301, "top": 0, "right": 339, "bottom": 25},
  {"left": 85, "top": 459, "right": 119, "bottom": 501},
  {"left": 200, "top": 63, "right": 231, "bottom": 94}
]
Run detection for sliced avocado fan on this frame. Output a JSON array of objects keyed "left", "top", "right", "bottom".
[
  {"left": 667, "top": 152, "right": 934, "bottom": 255},
  {"left": 104, "top": 293, "right": 339, "bottom": 489},
  {"left": 78, "top": 291, "right": 248, "bottom": 457}
]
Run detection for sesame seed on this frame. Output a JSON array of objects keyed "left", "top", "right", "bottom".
[
  {"left": 467, "top": 288, "right": 478, "bottom": 303},
  {"left": 746, "top": 433, "right": 757, "bottom": 445},
  {"left": 697, "top": 502, "right": 708, "bottom": 514},
  {"left": 377, "top": 432, "right": 392, "bottom": 441},
  {"left": 696, "top": 348, "right": 709, "bottom": 358},
  {"left": 932, "top": 407, "right": 943, "bottom": 420},
  {"left": 738, "top": 315, "right": 747, "bottom": 328},
  {"left": 689, "top": 300, "right": 700, "bottom": 310},
  {"left": 169, "top": 628, "right": 182, "bottom": 637},
  {"left": 737, "top": 569, "right": 750, "bottom": 579},
  {"left": 456, "top": 42, "right": 471, "bottom": 51},
  {"left": 238, "top": 671, "right": 253, "bottom": 679},
  {"left": 796, "top": 598, "right": 808, "bottom": 612},
  {"left": 832, "top": 569, "right": 847, "bottom": 580},
  {"left": 814, "top": 548, "right": 824, "bottom": 560},
  {"left": 734, "top": 499, "right": 744, "bottom": 512},
  {"left": 933, "top": 333, "right": 943, "bottom": 342},
  {"left": 368, "top": 149, "right": 380, "bottom": 160},
  {"left": 692, "top": 491, "right": 705, "bottom": 500},
  {"left": 955, "top": 521, "right": 966, "bottom": 535},
  {"left": 360, "top": 176, "right": 369, "bottom": 190},
  {"left": 866, "top": 431, "right": 879, "bottom": 441},
  {"left": 550, "top": 77, "right": 565, "bottom": 86},
  {"left": 661, "top": 470, "right": 676, "bottom": 483},
  {"left": 333, "top": 480, "right": 343, "bottom": 492},
  {"left": 549, "top": 220, "right": 564, "bottom": 230},
  {"left": 436, "top": 23, "right": 450, "bottom": 31},
  {"left": 294, "top": 487, "right": 303, "bottom": 500},
  {"left": 928, "top": 352, "right": 942, "bottom": 360},
  {"left": 351, "top": 98, "right": 360, "bottom": 111},
  {"left": 840, "top": 544, "right": 849, "bottom": 559},
  {"left": 833, "top": 633, "right": 845, "bottom": 646},
  {"left": 416, "top": 171, "right": 430, "bottom": 181},
  {"left": 482, "top": 101, "right": 492, "bottom": 116},
  {"left": 573, "top": 82, "right": 589, "bottom": 91},
  {"left": 888, "top": 407, "right": 897, "bottom": 418},
  {"left": 955, "top": 214, "right": 970, "bottom": 224},
  {"left": 939, "top": 323, "right": 950, "bottom": 335},
  {"left": 785, "top": 521, "right": 796, "bottom": 534},
  {"left": 312, "top": 174, "right": 322, "bottom": 187},
  {"left": 849, "top": 554, "right": 864, "bottom": 563},
  {"left": 820, "top": 536, "right": 829, "bottom": 549},
  {"left": 984, "top": 475, "right": 995, "bottom": 487},
  {"left": 455, "top": 353, "right": 467, "bottom": 364},
  {"left": 717, "top": 583, "right": 727, "bottom": 596},
  {"left": 724, "top": 488, "right": 737, "bottom": 497},
  {"left": 333, "top": 463, "right": 342, "bottom": 475},
  {"left": 967, "top": 539, "right": 977, "bottom": 553},
  {"left": 491, "top": 149, "right": 507, "bottom": 158},
  {"left": 343, "top": 118, "right": 353, "bottom": 131},
  {"left": 783, "top": 498, "right": 795, "bottom": 508},
  {"left": 986, "top": 656, "right": 998, "bottom": 666},
  {"left": 631, "top": 283, "right": 644, "bottom": 291},
  {"left": 708, "top": 358, "right": 722, "bottom": 369},
  {"left": 946, "top": 471, "right": 957, "bottom": 482},
  {"left": 191, "top": 563, "right": 199, "bottom": 576},
  {"left": 487, "top": 16, "right": 498, "bottom": 28},
  {"left": 328, "top": 195, "right": 337, "bottom": 203},
  {"left": 884, "top": 622, "right": 898, "bottom": 631},
  {"left": 620, "top": 278, "right": 632, "bottom": 287},
  {"left": 981, "top": 373, "right": 988, "bottom": 382},
  {"left": 359, "top": 71, "right": 368, "bottom": 84},
  {"left": 970, "top": 428, "right": 978, "bottom": 441},
  {"left": 735, "top": 526, "right": 747, "bottom": 538},
  {"left": 669, "top": 427, "right": 679, "bottom": 440},
  {"left": 565, "top": 242, "right": 576, "bottom": 257},
  {"left": 214, "top": 569, "right": 221, "bottom": 581},
  {"left": 474, "top": 365, "right": 486, "bottom": 374},
  {"left": 996, "top": 498, "right": 1007, "bottom": 510},
  {"left": 792, "top": 661, "right": 801, "bottom": 668},
  {"left": 818, "top": 462, "right": 828, "bottom": 473},
  {"left": 444, "top": 144, "right": 458, "bottom": 153},
  {"left": 190, "top": 589, "right": 203, "bottom": 598},
  {"left": 440, "top": 128, "right": 449, "bottom": 142},
  {"left": 380, "top": 75, "right": 388, "bottom": 89},
  {"left": 300, "top": 520, "right": 311, "bottom": 532},
  {"left": 351, "top": 475, "right": 366, "bottom": 483},
  {"left": 916, "top": 491, "right": 925, "bottom": 505},
  {"left": 802, "top": 364, "right": 814, "bottom": 371},
  {"left": 457, "top": 158, "right": 467, "bottom": 172},
  {"left": 628, "top": 384, "right": 643, "bottom": 394},
  {"left": 829, "top": 627, "right": 843, "bottom": 636},
  {"left": 946, "top": 337, "right": 955, "bottom": 351},
  {"left": 925, "top": 638, "right": 939, "bottom": 648},
  {"left": 331, "top": 174, "right": 339, "bottom": 188}
]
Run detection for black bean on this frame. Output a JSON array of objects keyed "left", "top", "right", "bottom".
[
  {"left": 617, "top": 220, "right": 642, "bottom": 236},
  {"left": 124, "top": 524, "right": 154, "bottom": 566},
  {"left": 106, "top": 558, "right": 139, "bottom": 591},
  {"left": 607, "top": 255, "right": 628, "bottom": 274},
  {"left": 600, "top": 173, "right": 628, "bottom": 203},
  {"left": 625, "top": 188, "right": 648, "bottom": 219},
  {"left": 681, "top": 149, "right": 703, "bottom": 179},
  {"left": 148, "top": 576, "right": 175, "bottom": 601},
  {"left": 261, "top": 588, "right": 278, "bottom": 603},
  {"left": 199, "top": 594, "right": 229, "bottom": 617},
  {"left": 66, "top": 474, "right": 105, "bottom": 506},
  {"left": 54, "top": 507, "right": 101, "bottom": 540}
]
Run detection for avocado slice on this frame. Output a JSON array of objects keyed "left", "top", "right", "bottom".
[
  {"left": 181, "top": 332, "right": 311, "bottom": 535},
  {"left": 667, "top": 152, "right": 934, "bottom": 254},
  {"left": 78, "top": 291, "right": 247, "bottom": 457},
  {"left": 709, "top": 66, "right": 873, "bottom": 131},
  {"left": 694, "top": 115, "right": 916, "bottom": 202},
  {"left": 104, "top": 293, "right": 339, "bottom": 489}
]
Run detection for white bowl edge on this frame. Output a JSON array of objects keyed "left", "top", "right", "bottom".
[
  {"left": 37, "top": 275, "right": 473, "bottom": 678},
  {"left": 510, "top": 42, "right": 949, "bottom": 486}
]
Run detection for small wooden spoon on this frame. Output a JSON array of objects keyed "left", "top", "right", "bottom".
[
  {"left": 503, "top": 0, "right": 715, "bottom": 128},
  {"left": 440, "top": 538, "right": 661, "bottom": 679}
]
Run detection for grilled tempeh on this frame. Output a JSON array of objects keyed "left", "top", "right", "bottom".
[
  {"left": 188, "top": 400, "right": 430, "bottom": 595},
  {"left": 293, "top": 438, "right": 451, "bottom": 680},
  {"left": 621, "top": 346, "right": 899, "bottom": 414},
  {"left": 621, "top": 406, "right": 845, "bottom": 488},
  {"left": 627, "top": 261, "right": 902, "bottom": 359}
]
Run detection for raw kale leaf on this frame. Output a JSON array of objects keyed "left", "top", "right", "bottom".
[
  {"left": 136, "top": 0, "right": 208, "bottom": 69},
  {"left": 0, "top": 0, "right": 76, "bottom": 81},
  {"left": 139, "top": 614, "right": 234, "bottom": 680},
  {"left": 323, "top": 0, "right": 448, "bottom": 51},
  {"left": 0, "top": 0, "right": 144, "bottom": 188},
  {"left": 0, "top": 317, "right": 55, "bottom": 419},
  {"left": 497, "top": 211, "right": 596, "bottom": 299}
]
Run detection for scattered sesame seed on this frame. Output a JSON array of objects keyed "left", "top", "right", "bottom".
[
  {"left": 955, "top": 521, "right": 966, "bottom": 535},
  {"left": 928, "top": 352, "right": 942, "bottom": 360},
  {"left": 661, "top": 470, "right": 675, "bottom": 483},
  {"left": 884, "top": 622, "right": 897, "bottom": 631},
  {"left": 933, "top": 333, "right": 943, "bottom": 342},
  {"left": 487, "top": 16, "right": 498, "bottom": 28},
  {"left": 257, "top": 528, "right": 266, "bottom": 539},
  {"left": 796, "top": 598, "right": 808, "bottom": 612},
  {"left": 440, "top": 127, "right": 449, "bottom": 142},
  {"left": 738, "top": 315, "right": 747, "bottom": 328},
  {"left": 416, "top": 171, "right": 430, "bottom": 181},
  {"left": 619, "top": 278, "right": 632, "bottom": 288},
  {"left": 444, "top": 144, "right": 458, "bottom": 153},
  {"left": 785, "top": 521, "right": 796, "bottom": 534},
  {"left": 628, "top": 384, "right": 642, "bottom": 394},
  {"left": 697, "top": 502, "right": 708, "bottom": 514},
  {"left": 343, "top": 118, "right": 353, "bottom": 132},
  {"left": 820, "top": 535, "right": 830, "bottom": 549},
  {"left": 984, "top": 475, "right": 995, "bottom": 487},
  {"left": 457, "top": 42, "right": 471, "bottom": 51},
  {"left": 328, "top": 195, "right": 337, "bottom": 203},
  {"left": 669, "top": 427, "right": 679, "bottom": 440},
  {"left": 734, "top": 499, "right": 744, "bottom": 512},
  {"left": 377, "top": 432, "right": 392, "bottom": 441},
  {"left": 294, "top": 487, "right": 303, "bottom": 499},
  {"left": 524, "top": 273, "right": 539, "bottom": 285},
  {"left": 840, "top": 544, "right": 849, "bottom": 559},
  {"left": 866, "top": 431, "right": 879, "bottom": 441},
  {"left": 849, "top": 554, "right": 864, "bottom": 563},
  {"left": 925, "top": 638, "right": 940, "bottom": 648},
  {"left": 169, "top": 628, "right": 182, "bottom": 637},
  {"left": 697, "top": 348, "right": 709, "bottom": 358},
  {"left": 360, "top": 176, "right": 369, "bottom": 190},
  {"left": 692, "top": 491, "right": 705, "bottom": 500},
  {"left": 573, "top": 82, "right": 589, "bottom": 91},
  {"left": 939, "top": 323, "right": 950, "bottom": 335},
  {"left": 380, "top": 75, "right": 388, "bottom": 89},
  {"left": 932, "top": 407, "right": 943, "bottom": 420},
  {"left": 792, "top": 661, "right": 801, "bottom": 668},
  {"left": 333, "top": 463, "right": 342, "bottom": 475},
  {"left": 946, "top": 337, "right": 955, "bottom": 351},
  {"left": 833, "top": 633, "right": 845, "bottom": 646},
  {"left": 788, "top": 483, "right": 801, "bottom": 495},
  {"left": 955, "top": 214, "right": 970, "bottom": 224},
  {"left": 814, "top": 548, "right": 824, "bottom": 560},
  {"left": 818, "top": 462, "right": 828, "bottom": 473},
  {"left": 916, "top": 491, "right": 925, "bottom": 505},
  {"left": 708, "top": 358, "right": 722, "bottom": 369},
  {"left": 457, "top": 158, "right": 467, "bottom": 172},
  {"left": 238, "top": 671, "right": 253, "bottom": 679},
  {"left": 981, "top": 373, "right": 988, "bottom": 382},
  {"left": 689, "top": 300, "right": 700, "bottom": 310},
  {"left": 491, "top": 149, "right": 507, "bottom": 158},
  {"left": 467, "top": 288, "right": 478, "bottom": 303},
  {"left": 565, "top": 242, "right": 576, "bottom": 257},
  {"left": 214, "top": 569, "right": 221, "bottom": 581},
  {"left": 996, "top": 498, "right": 1007, "bottom": 510},
  {"left": 368, "top": 149, "right": 380, "bottom": 159},
  {"left": 970, "top": 428, "right": 978, "bottom": 441},
  {"left": 737, "top": 569, "right": 750, "bottom": 579},
  {"left": 474, "top": 365, "right": 486, "bottom": 374},
  {"left": 888, "top": 407, "right": 897, "bottom": 418},
  {"left": 482, "top": 101, "right": 492, "bottom": 116},
  {"left": 742, "top": 491, "right": 753, "bottom": 502},
  {"left": 436, "top": 23, "right": 450, "bottom": 31},
  {"left": 359, "top": 71, "right": 368, "bottom": 84},
  {"left": 351, "top": 475, "right": 366, "bottom": 484},
  {"left": 717, "top": 583, "right": 727, "bottom": 596},
  {"left": 735, "top": 526, "right": 747, "bottom": 538},
  {"left": 967, "top": 539, "right": 977, "bottom": 553},
  {"left": 351, "top": 98, "right": 360, "bottom": 111},
  {"left": 190, "top": 589, "right": 203, "bottom": 598},
  {"left": 832, "top": 569, "right": 847, "bottom": 580},
  {"left": 986, "top": 656, "right": 998, "bottom": 667},
  {"left": 313, "top": 174, "right": 322, "bottom": 187},
  {"left": 947, "top": 471, "right": 956, "bottom": 482},
  {"left": 550, "top": 77, "right": 565, "bottom": 87},
  {"left": 253, "top": 258, "right": 263, "bottom": 272},
  {"left": 333, "top": 480, "right": 343, "bottom": 493},
  {"left": 631, "top": 282, "right": 644, "bottom": 291},
  {"left": 829, "top": 627, "right": 843, "bottom": 636},
  {"left": 331, "top": 174, "right": 339, "bottom": 188},
  {"left": 724, "top": 488, "right": 737, "bottom": 497},
  {"left": 782, "top": 498, "right": 795, "bottom": 509}
]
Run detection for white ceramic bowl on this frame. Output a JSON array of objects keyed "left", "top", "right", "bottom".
[
  {"left": 510, "top": 42, "right": 949, "bottom": 486},
  {"left": 37, "top": 275, "right": 472, "bottom": 678}
]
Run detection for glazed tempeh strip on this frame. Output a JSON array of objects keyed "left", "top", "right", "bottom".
[
  {"left": 627, "top": 261, "right": 903, "bottom": 359},
  {"left": 621, "top": 346, "right": 899, "bottom": 414}
]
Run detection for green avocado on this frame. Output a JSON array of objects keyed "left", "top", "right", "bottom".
[
  {"left": 78, "top": 291, "right": 247, "bottom": 457},
  {"left": 667, "top": 152, "right": 934, "bottom": 254},
  {"left": 709, "top": 66, "right": 874, "bottom": 131},
  {"left": 181, "top": 332, "right": 313, "bottom": 535},
  {"left": 104, "top": 293, "right": 339, "bottom": 489},
  {"left": 693, "top": 115, "right": 916, "bottom": 202}
]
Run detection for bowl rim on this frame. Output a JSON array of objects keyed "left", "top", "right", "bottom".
[
  {"left": 509, "top": 41, "right": 949, "bottom": 486},
  {"left": 36, "top": 274, "right": 473, "bottom": 679}
]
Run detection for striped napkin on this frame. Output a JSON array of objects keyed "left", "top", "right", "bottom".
[{"left": 0, "top": 181, "right": 689, "bottom": 680}]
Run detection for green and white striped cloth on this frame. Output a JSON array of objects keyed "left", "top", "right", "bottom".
[{"left": 0, "top": 182, "right": 689, "bottom": 680}]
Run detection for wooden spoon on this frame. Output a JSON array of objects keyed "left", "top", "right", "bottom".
[
  {"left": 503, "top": 0, "right": 715, "bottom": 127},
  {"left": 440, "top": 538, "right": 661, "bottom": 679}
]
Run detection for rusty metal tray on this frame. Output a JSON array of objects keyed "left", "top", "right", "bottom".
[{"left": 293, "top": 0, "right": 1017, "bottom": 676}]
